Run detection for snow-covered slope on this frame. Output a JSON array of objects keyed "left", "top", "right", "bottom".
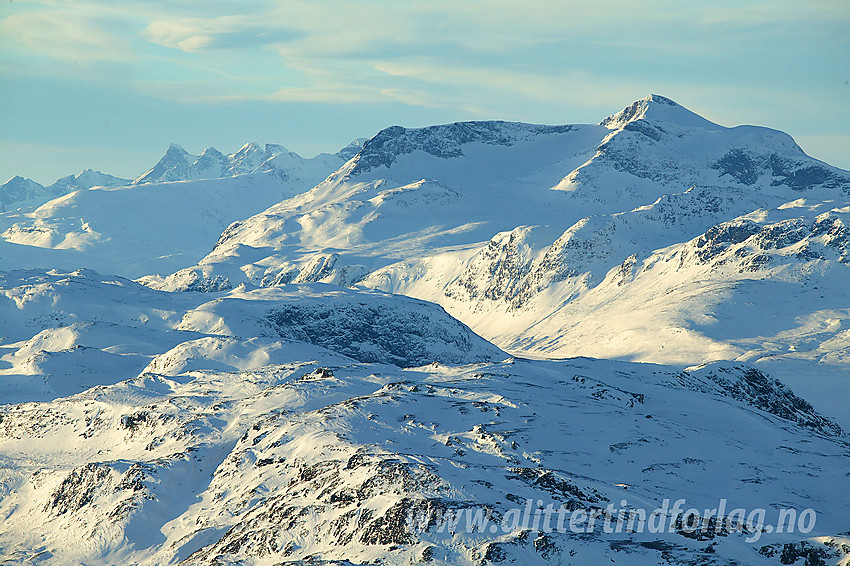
[
  {"left": 0, "top": 269, "right": 846, "bottom": 566},
  {"left": 0, "top": 174, "right": 323, "bottom": 277},
  {"left": 484, "top": 200, "right": 850, "bottom": 362}
]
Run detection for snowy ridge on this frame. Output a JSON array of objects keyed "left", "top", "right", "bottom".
[
  {"left": 176, "top": 284, "right": 505, "bottom": 367},
  {"left": 49, "top": 169, "right": 131, "bottom": 194}
]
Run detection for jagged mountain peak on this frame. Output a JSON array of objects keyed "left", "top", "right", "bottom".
[
  {"left": 233, "top": 141, "right": 263, "bottom": 156},
  {"left": 2, "top": 175, "right": 40, "bottom": 187},
  {"left": 158, "top": 143, "right": 194, "bottom": 164},
  {"left": 133, "top": 144, "right": 196, "bottom": 184},
  {"left": 264, "top": 143, "right": 289, "bottom": 155},
  {"left": 199, "top": 146, "right": 225, "bottom": 157},
  {"left": 601, "top": 93, "right": 722, "bottom": 131},
  {"left": 128, "top": 140, "right": 351, "bottom": 187},
  {"left": 335, "top": 137, "right": 368, "bottom": 161},
  {"left": 1, "top": 176, "right": 47, "bottom": 211},
  {"left": 165, "top": 143, "right": 190, "bottom": 155}
]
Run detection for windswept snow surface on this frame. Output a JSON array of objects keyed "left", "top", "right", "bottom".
[{"left": 0, "top": 269, "right": 502, "bottom": 404}]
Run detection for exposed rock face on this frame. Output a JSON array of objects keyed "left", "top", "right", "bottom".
[
  {"left": 712, "top": 148, "right": 850, "bottom": 192},
  {"left": 351, "top": 121, "right": 575, "bottom": 174},
  {"left": 172, "top": 283, "right": 505, "bottom": 368},
  {"left": 679, "top": 362, "right": 844, "bottom": 436},
  {"left": 266, "top": 298, "right": 502, "bottom": 366},
  {"left": 680, "top": 211, "right": 850, "bottom": 268}
]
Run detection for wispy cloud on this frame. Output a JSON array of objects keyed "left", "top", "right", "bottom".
[
  {"left": 0, "top": 4, "right": 137, "bottom": 63},
  {"left": 4, "top": 0, "right": 847, "bottom": 109},
  {"left": 143, "top": 15, "right": 301, "bottom": 53},
  {"left": 695, "top": 0, "right": 850, "bottom": 27}
]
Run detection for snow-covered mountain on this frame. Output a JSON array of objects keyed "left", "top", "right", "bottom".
[
  {"left": 143, "top": 96, "right": 850, "bottom": 402},
  {"left": 0, "top": 176, "right": 50, "bottom": 212},
  {"left": 1, "top": 138, "right": 359, "bottom": 219},
  {"left": 48, "top": 169, "right": 131, "bottom": 194},
  {"left": 0, "top": 170, "right": 130, "bottom": 213},
  {"left": 1, "top": 96, "right": 848, "bottom": 565},
  {"left": 132, "top": 140, "right": 359, "bottom": 186}
]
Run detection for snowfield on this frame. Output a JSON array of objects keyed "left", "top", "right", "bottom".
[{"left": 0, "top": 96, "right": 848, "bottom": 565}]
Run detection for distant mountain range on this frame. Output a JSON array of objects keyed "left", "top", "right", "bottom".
[
  {"left": 0, "top": 138, "right": 366, "bottom": 212},
  {"left": 0, "top": 170, "right": 130, "bottom": 212},
  {"left": 131, "top": 139, "right": 364, "bottom": 185}
]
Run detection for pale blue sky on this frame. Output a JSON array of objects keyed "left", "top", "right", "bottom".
[{"left": 1, "top": 0, "right": 848, "bottom": 184}]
